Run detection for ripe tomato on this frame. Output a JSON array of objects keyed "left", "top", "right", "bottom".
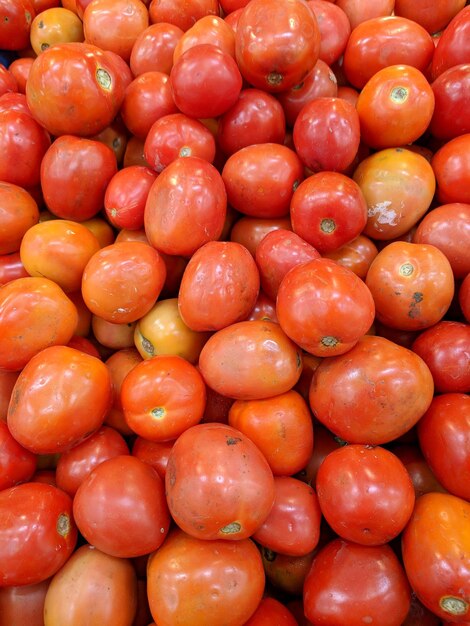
[
  {"left": 228, "top": 389, "right": 314, "bottom": 476},
  {"left": 365, "top": 241, "right": 455, "bottom": 331},
  {"left": 276, "top": 257, "right": 375, "bottom": 357},
  {"left": 103, "top": 348, "right": 142, "bottom": 435},
  {"left": 323, "top": 234, "right": 378, "bottom": 279},
  {"left": 165, "top": 422, "right": 275, "bottom": 540},
  {"left": 0, "top": 181, "right": 39, "bottom": 255},
  {"left": 244, "top": 597, "right": 298, "bottom": 626},
  {"left": 147, "top": 529, "right": 265, "bottom": 626},
  {"left": 432, "top": 134, "right": 470, "bottom": 204},
  {"left": 132, "top": 437, "right": 173, "bottom": 479},
  {"left": 430, "top": 64, "right": 470, "bottom": 140},
  {"left": 316, "top": 444, "right": 415, "bottom": 545},
  {"left": 104, "top": 165, "right": 157, "bottom": 231},
  {"left": 431, "top": 6, "right": 470, "bottom": 79},
  {"left": 0, "top": 277, "right": 78, "bottom": 371},
  {"left": 130, "top": 22, "right": 184, "bottom": 76},
  {"left": 148, "top": 0, "right": 219, "bottom": 32},
  {"left": 43, "top": 544, "right": 137, "bottom": 626},
  {"left": 402, "top": 492, "right": 470, "bottom": 622},
  {"left": 73, "top": 455, "right": 170, "bottom": 558},
  {"left": 230, "top": 215, "right": 292, "bottom": 257},
  {"left": 235, "top": 0, "right": 320, "bottom": 92},
  {"left": 173, "top": 14, "right": 235, "bottom": 62},
  {"left": 7, "top": 345, "right": 112, "bottom": 454},
  {"left": 198, "top": 320, "right": 302, "bottom": 400},
  {"left": 309, "top": 335, "right": 434, "bottom": 444},
  {"left": 0, "top": 0, "right": 35, "bottom": 50},
  {"left": 307, "top": 0, "right": 351, "bottom": 66},
  {"left": 394, "top": 0, "right": 466, "bottom": 34},
  {"left": 0, "top": 578, "right": 50, "bottom": 626},
  {"left": 303, "top": 539, "right": 411, "bottom": 626},
  {"left": 335, "top": 0, "right": 394, "bottom": 29},
  {"left": 0, "top": 420, "right": 36, "bottom": 490},
  {"left": 0, "top": 482, "right": 77, "bottom": 586},
  {"left": 392, "top": 443, "right": 447, "bottom": 499}
]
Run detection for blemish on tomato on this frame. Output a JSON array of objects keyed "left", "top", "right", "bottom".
[{"left": 56, "top": 512, "right": 71, "bottom": 537}]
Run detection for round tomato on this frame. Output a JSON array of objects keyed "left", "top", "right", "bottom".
[
  {"left": 244, "top": 597, "right": 298, "bottom": 626},
  {"left": 148, "top": 0, "right": 219, "bottom": 32},
  {"left": 0, "top": 181, "right": 39, "bottom": 255},
  {"left": 173, "top": 14, "right": 235, "bottom": 62},
  {"left": 0, "top": 0, "right": 36, "bottom": 50},
  {"left": 130, "top": 22, "right": 184, "bottom": 76},
  {"left": 30, "top": 7, "right": 84, "bottom": 55},
  {"left": 431, "top": 5, "right": 470, "bottom": 79},
  {"left": 430, "top": 64, "right": 470, "bottom": 140},
  {"left": 432, "top": 134, "right": 470, "bottom": 204},
  {"left": 104, "top": 165, "right": 157, "bottom": 231},
  {"left": 323, "top": 234, "right": 378, "bottom": 279}
]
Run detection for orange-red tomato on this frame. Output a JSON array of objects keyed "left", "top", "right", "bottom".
[
  {"left": 0, "top": 181, "right": 39, "bottom": 255},
  {"left": 30, "top": 7, "right": 84, "bottom": 55}
]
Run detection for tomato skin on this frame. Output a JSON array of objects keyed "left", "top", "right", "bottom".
[
  {"left": 276, "top": 257, "right": 375, "bottom": 357},
  {"left": 198, "top": 320, "right": 302, "bottom": 401},
  {"left": 0, "top": 0, "right": 35, "bottom": 50},
  {"left": 430, "top": 64, "right": 470, "bottom": 140},
  {"left": 43, "top": 544, "right": 138, "bottom": 626},
  {"left": 309, "top": 335, "right": 434, "bottom": 445},
  {"left": 316, "top": 444, "right": 415, "bottom": 546},
  {"left": 30, "top": 6, "right": 84, "bottom": 55},
  {"left": 460, "top": 273, "right": 470, "bottom": 323},
  {"left": 432, "top": 134, "right": 470, "bottom": 205},
  {"left": 0, "top": 181, "right": 39, "bottom": 255},
  {"left": 230, "top": 216, "right": 292, "bottom": 257},
  {"left": 235, "top": 0, "right": 320, "bottom": 93},
  {"left": 0, "top": 578, "right": 50, "bottom": 626},
  {"left": 103, "top": 348, "right": 142, "bottom": 436},
  {"left": 244, "top": 597, "right": 298, "bottom": 626},
  {"left": 147, "top": 529, "right": 265, "bottom": 626},
  {"left": 104, "top": 165, "right": 157, "bottom": 231},
  {"left": 335, "top": 0, "right": 394, "bottom": 30},
  {"left": 0, "top": 277, "right": 78, "bottom": 372},
  {"left": 178, "top": 241, "right": 260, "bottom": 332},
  {"left": 431, "top": 6, "right": 470, "bottom": 79},
  {"left": 130, "top": 22, "right": 184, "bottom": 76},
  {"left": 7, "top": 345, "right": 112, "bottom": 455},
  {"left": 73, "top": 455, "right": 170, "bottom": 558},
  {"left": 165, "top": 422, "right": 275, "bottom": 540},
  {"left": 0, "top": 482, "right": 77, "bottom": 587},
  {"left": 0, "top": 420, "right": 37, "bottom": 490},
  {"left": 417, "top": 394, "right": 470, "bottom": 500},
  {"left": 173, "top": 14, "right": 236, "bottom": 62},
  {"left": 132, "top": 437, "right": 173, "bottom": 479},
  {"left": 365, "top": 241, "right": 455, "bottom": 331},
  {"left": 324, "top": 234, "right": 378, "bottom": 279},
  {"left": 307, "top": 0, "right": 351, "bottom": 67},
  {"left": 303, "top": 538, "right": 411, "bottom": 626},
  {"left": 402, "top": 492, "right": 470, "bottom": 622},
  {"left": 148, "top": 0, "right": 219, "bottom": 32}
]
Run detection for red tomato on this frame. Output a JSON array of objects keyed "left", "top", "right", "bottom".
[
  {"left": 432, "top": 134, "right": 470, "bottom": 204},
  {"left": 316, "top": 444, "right": 415, "bottom": 545},
  {"left": 0, "top": 0, "right": 36, "bottom": 50},
  {"left": 276, "top": 257, "right": 375, "bottom": 357},
  {"left": 293, "top": 97, "right": 360, "bottom": 173},
  {"left": 147, "top": 529, "right": 265, "bottom": 626},
  {"left": 0, "top": 277, "right": 78, "bottom": 372},
  {"left": 304, "top": 539, "right": 411, "bottom": 626},
  {"left": 356, "top": 65, "right": 435, "bottom": 149},
  {"left": 395, "top": 0, "right": 466, "bottom": 35},
  {"left": 104, "top": 165, "right": 157, "bottom": 231},
  {"left": 0, "top": 65, "right": 18, "bottom": 96},
  {"left": 0, "top": 578, "right": 50, "bottom": 626},
  {"left": 252, "top": 476, "right": 322, "bottom": 557},
  {"left": 40, "top": 135, "right": 117, "bottom": 221},
  {"left": 290, "top": 171, "right": 367, "bottom": 254},
  {"left": 144, "top": 112, "right": 216, "bottom": 172},
  {"left": 132, "top": 437, "right": 173, "bottom": 479},
  {"left": 323, "top": 234, "right": 378, "bottom": 279},
  {"left": 307, "top": 0, "right": 350, "bottom": 67},
  {"left": 230, "top": 216, "right": 292, "bottom": 257},
  {"left": 104, "top": 348, "right": 143, "bottom": 436},
  {"left": 0, "top": 420, "right": 36, "bottom": 490},
  {"left": 130, "top": 22, "right": 184, "bottom": 76},
  {"left": 173, "top": 15, "right": 235, "bottom": 62},
  {"left": 431, "top": 6, "right": 470, "bottom": 79},
  {"left": 365, "top": 241, "right": 455, "bottom": 331},
  {"left": 430, "top": 64, "right": 470, "bottom": 140},
  {"left": 0, "top": 181, "right": 39, "bottom": 255},
  {"left": 148, "top": 0, "right": 219, "bottom": 32},
  {"left": 73, "top": 455, "right": 170, "bottom": 557},
  {"left": 235, "top": 0, "right": 320, "bottom": 92},
  {"left": 0, "top": 482, "right": 77, "bottom": 586},
  {"left": 392, "top": 443, "right": 447, "bottom": 499},
  {"left": 81, "top": 241, "right": 167, "bottom": 324},
  {"left": 198, "top": 320, "right": 302, "bottom": 400},
  {"left": 244, "top": 597, "right": 298, "bottom": 626},
  {"left": 7, "top": 345, "right": 112, "bottom": 454},
  {"left": 170, "top": 44, "right": 242, "bottom": 118},
  {"left": 335, "top": 0, "right": 394, "bottom": 29},
  {"left": 43, "top": 544, "right": 138, "bottom": 626},
  {"left": 228, "top": 390, "right": 314, "bottom": 476},
  {"left": 343, "top": 16, "right": 435, "bottom": 89},
  {"left": 402, "top": 492, "right": 470, "bottom": 622},
  {"left": 309, "top": 335, "right": 434, "bottom": 445},
  {"left": 144, "top": 156, "right": 226, "bottom": 256},
  {"left": 417, "top": 393, "right": 470, "bottom": 500}
]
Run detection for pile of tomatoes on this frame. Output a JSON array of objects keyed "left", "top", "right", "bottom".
[{"left": 0, "top": 0, "right": 469, "bottom": 624}]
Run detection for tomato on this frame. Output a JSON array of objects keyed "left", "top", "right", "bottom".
[
  {"left": 353, "top": 148, "right": 436, "bottom": 240},
  {"left": 0, "top": 578, "right": 50, "bottom": 626},
  {"left": 276, "top": 257, "right": 375, "bottom": 357},
  {"left": 43, "top": 544, "right": 137, "bottom": 626},
  {"left": 0, "top": 482, "right": 77, "bottom": 586},
  {"left": 144, "top": 156, "right": 226, "bottom": 256},
  {"left": 73, "top": 455, "right": 170, "bottom": 557},
  {"left": 230, "top": 216, "right": 292, "bottom": 257},
  {"left": 307, "top": 0, "right": 350, "bottom": 67},
  {"left": 309, "top": 335, "right": 434, "bottom": 445},
  {"left": 0, "top": 90, "right": 31, "bottom": 115},
  {"left": 324, "top": 234, "right": 378, "bottom": 279},
  {"left": 198, "top": 320, "right": 302, "bottom": 400},
  {"left": 130, "top": 22, "right": 184, "bottom": 76},
  {"left": 91, "top": 315, "right": 136, "bottom": 351},
  {"left": 290, "top": 171, "right": 367, "bottom": 254},
  {"left": 432, "top": 134, "right": 470, "bottom": 204},
  {"left": 121, "top": 354, "right": 206, "bottom": 441},
  {"left": 81, "top": 241, "right": 166, "bottom": 324},
  {"left": 417, "top": 393, "right": 470, "bottom": 500},
  {"left": 173, "top": 15, "right": 235, "bottom": 62},
  {"left": 166, "top": 422, "right": 274, "bottom": 540},
  {"left": 0, "top": 109, "right": 51, "bottom": 189},
  {"left": 395, "top": 0, "right": 465, "bottom": 34},
  {"left": 20, "top": 219, "right": 101, "bottom": 293},
  {"left": 132, "top": 437, "right": 173, "bottom": 479},
  {"left": 217, "top": 88, "right": 286, "bottom": 155},
  {"left": 366, "top": 241, "right": 455, "bottom": 331},
  {"left": 40, "top": 135, "right": 117, "bottom": 221},
  {"left": 252, "top": 476, "right": 321, "bottom": 557},
  {"left": 261, "top": 548, "right": 316, "bottom": 597},
  {"left": 316, "top": 444, "right": 415, "bottom": 545},
  {"left": 0, "top": 0, "right": 35, "bottom": 50},
  {"left": 431, "top": 6, "right": 470, "bottom": 79},
  {"left": 26, "top": 42, "right": 126, "bottom": 137},
  {"left": 0, "top": 181, "right": 39, "bottom": 255},
  {"left": 0, "top": 277, "right": 78, "bottom": 371},
  {"left": 0, "top": 65, "right": 18, "bottom": 97},
  {"left": 356, "top": 65, "right": 435, "bottom": 149},
  {"left": 293, "top": 97, "right": 360, "bottom": 173},
  {"left": 103, "top": 348, "right": 142, "bottom": 435},
  {"left": 104, "top": 166, "right": 157, "bottom": 231},
  {"left": 144, "top": 113, "right": 216, "bottom": 172},
  {"left": 335, "top": 0, "right": 394, "bottom": 29},
  {"left": 303, "top": 539, "right": 411, "bottom": 626},
  {"left": 30, "top": 7, "right": 83, "bottom": 55},
  {"left": 430, "top": 64, "right": 470, "bottom": 140},
  {"left": 147, "top": 529, "right": 265, "bottom": 626},
  {"left": 148, "top": 0, "right": 219, "bottom": 32},
  {"left": 7, "top": 345, "right": 112, "bottom": 454},
  {"left": 170, "top": 44, "right": 242, "bottom": 119},
  {"left": 402, "top": 492, "right": 470, "bottom": 622},
  {"left": 228, "top": 390, "right": 314, "bottom": 476},
  {"left": 244, "top": 597, "right": 298, "bottom": 626},
  {"left": 0, "top": 420, "right": 36, "bottom": 490},
  {"left": 392, "top": 443, "right": 447, "bottom": 499},
  {"left": 276, "top": 59, "right": 338, "bottom": 128},
  {"left": 460, "top": 273, "right": 470, "bottom": 323},
  {"left": 235, "top": 0, "right": 320, "bottom": 93}
]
